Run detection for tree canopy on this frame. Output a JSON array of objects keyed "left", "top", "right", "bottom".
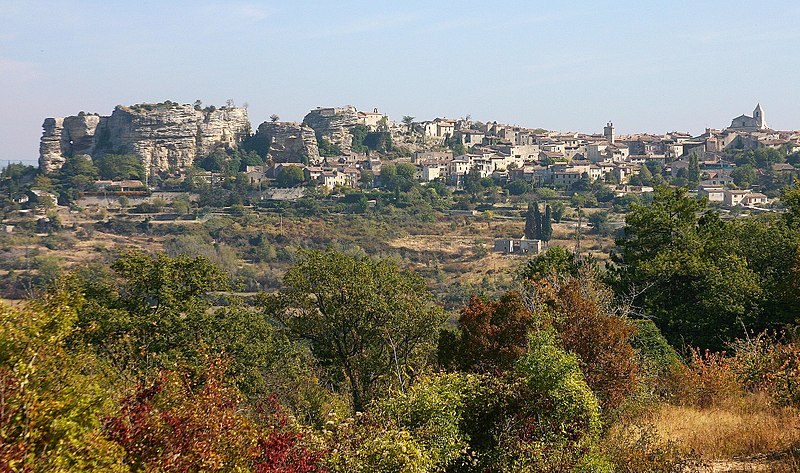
[{"left": 271, "top": 248, "right": 446, "bottom": 412}]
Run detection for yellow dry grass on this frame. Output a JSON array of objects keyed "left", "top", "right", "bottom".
[{"left": 652, "top": 394, "right": 800, "bottom": 461}]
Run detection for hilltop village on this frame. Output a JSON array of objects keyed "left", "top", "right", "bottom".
[
  {"left": 27, "top": 102, "right": 799, "bottom": 210},
  {"left": 0, "top": 99, "right": 796, "bottom": 274}
]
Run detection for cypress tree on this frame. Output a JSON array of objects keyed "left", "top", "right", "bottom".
[
  {"left": 533, "top": 203, "right": 543, "bottom": 240},
  {"left": 688, "top": 153, "right": 700, "bottom": 189},
  {"left": 524, "top": 203, "right": 536, "bottom": 240},
  {"left": 542, "top": 204, "right": 553, "bottom": 242}
]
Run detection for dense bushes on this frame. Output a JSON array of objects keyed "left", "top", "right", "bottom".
[{"left": 3, "top": 242, "right": 800, "bottom": 471}]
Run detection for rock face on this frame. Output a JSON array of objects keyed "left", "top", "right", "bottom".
[
  {"left": 302, "top": 105, "right": 359, "bottom": 149},
  {"left": 256, "top": 121, "right": 320, "bottom": 165},
  {"left": 39, "top": 118, "right": 67, "bottom": 173},
  {"left": 39, "top": 115, "right": 104, "bottom": 173},
  {"left": 39, "top": 103, "right": 250, "bottom": 174}
]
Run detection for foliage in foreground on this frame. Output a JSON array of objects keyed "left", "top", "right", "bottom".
[{"left": 1, "top": 245, "right": 799, "bottom": 472}]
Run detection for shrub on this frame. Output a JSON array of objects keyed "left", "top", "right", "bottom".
[
  {"left": 0, "top": 293, "right": 128, "bottom": 472},
  {"left": 445, "top": 291, "right": 533, "bottom": 372},
  {"left": 537, "top": 275, "right": 640, "bottom": 411},
  {"left": 631, "top": 319, "right": 682, "bottom": 380},
  {"left": 376, "top": 372, "right": 479, "bottom": 469},
  {"left": 731, "top": 332, "right": 800, "bottom": 408},
  {"left": 105, "top": 360, "right": 327, "bottom": 472},
  {"left": 670, "top": 348, "right": 741, "bottom": 408},
  {"left": 321, "top": 413, "right": 432, "bottom": 473},
  {"left": 603, "top": 421, "right": 690, "bottom": 473}
]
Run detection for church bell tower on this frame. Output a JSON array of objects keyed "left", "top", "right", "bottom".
[
  {"left": 603, "top": 122, "right": 615, "bottom": 144},
  {"left": 753, "top": 103, "right": 766, "bottom": 129}
]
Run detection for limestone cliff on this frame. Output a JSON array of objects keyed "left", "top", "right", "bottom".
[
  {"left": 39, "top": 102, "right": 250, "bottom": 175},
  {"left": 302, "top": 105, "right": 359, "bottom": 149},
  {"left": 39, "top": 114, "right": 104, "bottom": 173},
  {"left": 39, "top": 118, "right": 67, "bottom": 173},
  {"left": 255, "top": 121, "right": 320, "bottom": 164}
]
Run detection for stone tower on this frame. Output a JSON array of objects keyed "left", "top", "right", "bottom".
[
  {"left": 603, "top": 122, "right": 615, "bottom": 144},
  {"left": 753, "top": 103, "right": 766, "bottom": 129}
]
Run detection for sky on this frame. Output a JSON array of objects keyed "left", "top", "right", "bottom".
[{"left": 2, "top": 0, "right": 800, "bottom": 164}]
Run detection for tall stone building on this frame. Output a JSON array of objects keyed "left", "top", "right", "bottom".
[{"left": 603, "top": 121, "right": 615, "bottom": 144}]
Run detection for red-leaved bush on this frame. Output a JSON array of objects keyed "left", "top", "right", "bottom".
[
  {"left": 456, "top": 291, "right": 533, "bottom": 373},
  {"left": 533, "top": 275, "right": 640, "bottom": 411},
  {"left": 105, "top": 360, "right": 326, "bottom": 472}
]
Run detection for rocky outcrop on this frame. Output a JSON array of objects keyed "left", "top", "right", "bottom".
[
  {"left": 39, "top": 102, "right": 250, "bottom": 174},
  {"left": 255, "top": 121, "right": 320, "bottom": 165},
  {"left": 39, "top": 114, "right": 104, "bottom": 172},
  {"left": 39, "top": 118, "right": 67, "bottom": 173},
  {"left": 302, "top": 105, "right": 359, "bottom": 149}
]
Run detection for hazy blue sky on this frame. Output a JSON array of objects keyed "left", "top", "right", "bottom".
[{"left": 2, "top": 0, "right": 799, "bottom": 164}]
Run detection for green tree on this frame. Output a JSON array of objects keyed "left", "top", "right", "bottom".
[
  {"left": 381, "top": 163, "right": 397, "bottom": 191},
  {"left": 396, "top": 162, "right": 417, "bottom": 182},
  {"left": 271, "top": 248, "right": 446, "bottom": 412},
  {"left": 364, "top": 131, "right": 393, "bottom": 152},
  {"left": 463, "top": 166, "right": 482, "bottom": 199},
  {"left": 731, "top": 164, "right": 757, "bottom": 188},
  {"left": 317, "top": 135, "right": 342, "bottom": 157},
  {"left": 588, "top": 211, "right": 610, "bottom": 236},
  {"left": 359, "top": 168, "right": 374, "bottom": 187},
  {"left": 350, "top": 124, "right": 370, "bottom": 153},
  {"left": 520, "top": 246, "right": 582, "bottom": 282},
  {"left": 688, "top": 153, "right": 700, "bottom": 189},
  {"left": 542, "top": 204, "right": 553, "bottom": 242},
  {"left": 524, "top": 202, "right": 542, "bottom": 240},
  {"left": 375, "top": 372, "right": 477, "bottom": 470},
  {"left": 276, "top": 166, "right": 305, "bottom": 187},
  {"left": 171, "top": 193, "right": 191, "bottom": 215},
  {"left": 614, "top": 187, "right": 763, "bottom": 349},
  {"left": 0, "top": 292, "right": 128, "bottom": 471},
  {"left": 197, "top": 149, "right": 229, "bottom": 172},
  {"left": 505, "top": 179, "right": 532, "bottom": 196},
  {"left": 638, "top": 164, "right": 653, "bottom": 185},
  {"left": 58, "top": 154, "right": 99, "bottom": 192},
  {"left": 781, "top": 178, "right": 800, "bottom": 226},
  {"left": 570, "top": 173, "right": 592, "bottom": 192},
  {"left": 72, "top": 253, "right": 306, "bottom": 396},
  {"left": 94, "top": 154, "right": 144, "bottom": 181},
  {"left": 458, "top": 330, "right": 605, "bottom": 472},
  {"left": 550, "top": 201, "right": 566, "bottom": 222}
]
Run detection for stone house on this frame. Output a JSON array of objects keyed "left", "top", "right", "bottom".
[
  {"left": 742, "top": 192, "right": 768, "bottom": 206},
  {"left": 494, "top": 238, "right": 543, "bottom": 255},
  {"left": 357, "top": 109, "right": 386, "bottom": 130},
  {"left": 244, "top": 165, "right": 267, "bottom": 184},
  {"left": 419, "top": 162, "right": 446, "bottom": 181},
  {"left": 539, "top": 151, "right": 564, "bottom": 163},
  {"left": 455, "top": 129, "right": 486, "bottom": 149},
  {"left": 699, "top": 186, "right": 725, "bottom": 203},
  {"left": 724, "top": 189, "right": 752, "bottom": 206},
  {"left": 586, "top": 143, "right": 608, "bottom": 162},
  {"left": 553, "top": 171, "right": 583, "bottom": 188}
]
